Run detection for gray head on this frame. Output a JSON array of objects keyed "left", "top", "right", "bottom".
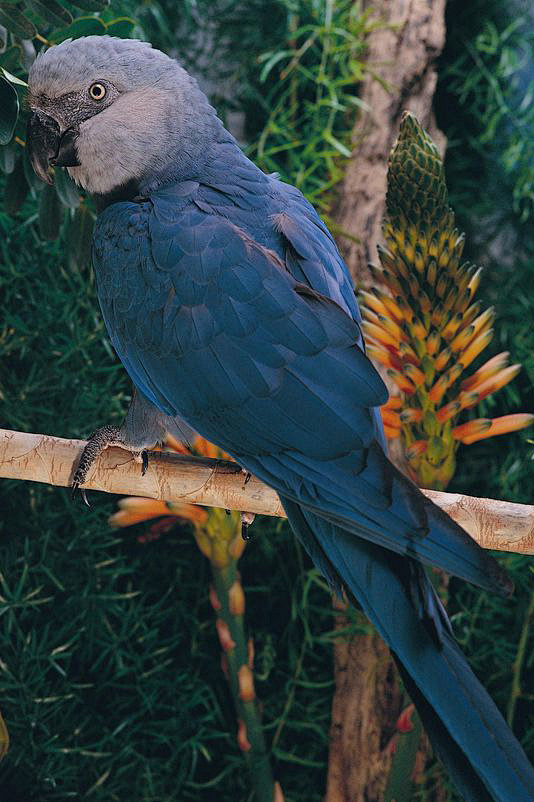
[{"left": 27, "top": 36, "right": 220, "bottom": 195}]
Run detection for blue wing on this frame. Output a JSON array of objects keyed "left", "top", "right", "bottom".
[
  {"left": 91, "top": 173, "right": 534, "bottom": 801},
  {"left": 92, "top": 184, "right": 508, "bottom": 596}
]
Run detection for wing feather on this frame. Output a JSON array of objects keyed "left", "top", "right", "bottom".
[{"left": 92, "top": 188, "right": 510, "bottom": 595}]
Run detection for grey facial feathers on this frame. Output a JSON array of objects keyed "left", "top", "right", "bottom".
[{"left": 27, "top": 36, "right": 220, "bottom": 195}]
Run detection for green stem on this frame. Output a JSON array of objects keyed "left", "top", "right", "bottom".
[
  {"left": 507, "top": 590, "right": 534, "bottom": 728},
  {"left": 212, "top": 560, "right": 275, "bottom": 802}
]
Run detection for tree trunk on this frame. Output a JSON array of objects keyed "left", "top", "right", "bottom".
[
  {"left": 333, "top": 0, "right": 447, "bottom": 288},
  {"left": 325, "top": 2, "right": 447, "bottom": 800}
]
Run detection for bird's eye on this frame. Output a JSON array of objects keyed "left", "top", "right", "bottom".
[{"left": 89, "top": 82, "right": 106, "bottom": 101}]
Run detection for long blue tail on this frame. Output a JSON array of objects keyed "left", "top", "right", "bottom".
[{"left": 282, "top": 498, "right": 534, "bottom": 801}]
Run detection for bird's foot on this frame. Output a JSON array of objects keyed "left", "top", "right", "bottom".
[
  {"left": 241, "top": 511, "right": 256, "bottom": 541},
  {"left": 72, "top": 425, "right": 149, "bottom": 506},
  {"left": 240, "top": 467, "right": 252, "bottom": 485}
]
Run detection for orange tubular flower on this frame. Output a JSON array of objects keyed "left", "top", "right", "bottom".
[
  {"left": 459, "top": 414, "right": 534, "bottom": 445},
  {"left": 360, "top": 113, "right": 533, "bottom": 489}
]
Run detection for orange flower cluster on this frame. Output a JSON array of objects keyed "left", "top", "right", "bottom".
[{"left": 362, "top": 113, "right": 533, "bottom": 488}]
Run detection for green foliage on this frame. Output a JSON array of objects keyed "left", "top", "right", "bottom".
[
  {"left": 141, "top": 0, "right": 372, "bottom": 216},
  {"left": 250, "top": 0, "right": 371, "bottom": 212},
  {"left": 0, "top": 70, "right": 18, "bottom": 145},
  {"left": 1, "top": 2, "right": 534, "bottom": 801},
  {"left": 0, "top": 0, "right": 141, "bottom": 272},
  {"left": 435, "top": 3, "right": 534, "bottom": 797},
  {"left": 0, "top": 206, "right": 339, "bottom": 795},
  {"left": 438, "top": 0, "right": 534, "bottom": 226},
  {"left": 0, "top": 6, "right": 363, "bottom": 781}
]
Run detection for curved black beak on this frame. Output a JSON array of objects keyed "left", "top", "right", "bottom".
[{"left": 26, "top": 111, "right": 80, "bottom": 185}]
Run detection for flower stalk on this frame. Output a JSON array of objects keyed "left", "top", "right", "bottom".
[{"left": 110, "top": 437, "right": 280, "bottom": 802}]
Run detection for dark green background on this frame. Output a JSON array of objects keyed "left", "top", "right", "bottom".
[{"left": 1, "top": 1, "right": 533, "bottom": 799}]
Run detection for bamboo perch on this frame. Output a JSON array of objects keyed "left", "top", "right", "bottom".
[{"left": 1, "top": 428, "right": 533, "bottom": 554}]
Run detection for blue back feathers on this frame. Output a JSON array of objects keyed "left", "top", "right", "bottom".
[{"left": 92, "top": 137, "right": 534, "bottom": 800}]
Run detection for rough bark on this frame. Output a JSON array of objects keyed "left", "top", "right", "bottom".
[{"left": 326, "top": 2, "right": 447, "bottom": 800}]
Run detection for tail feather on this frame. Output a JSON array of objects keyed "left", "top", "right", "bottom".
[
  {"left": 281, "top": 497, "right": 534, "bottom": 802},
  {"left": 394, "top": 661, "right": 493, "bottom": 802}
]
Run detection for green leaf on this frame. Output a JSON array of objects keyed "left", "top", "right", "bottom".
[
  {"left": 105, "top": 17, "right": 136, "bottom": 38},
  {"left": 0, "top": 66, "right": 26, "bottom": 86},
  {"left": 39, "top": 182, "right": 64, "bottom": 241},
  {"left": 258, "top": 50, "right": 292, "bottom": 83},
  {"left": 25, "top": 0, "right": 72, "bottom": 29},
  {"left": 54, "top": 168, "right": 81, "bottom": 208},
  {"left": 66, "top": 205, "right": 94, "bottom": 270},
  {"left": 0, "top": 7, "right": 37, "bottom": 40},
  {"left": 67, "top": 0, "right": 110, "bottom": 11},
  {"left": 0, "top": 45, "right": 25, "bottom": 72},
  {"left": 4, "top": 154, "right": 28, "bottom": 215},
  {"left": 49, "top": 15, "right": 106, "bottom": 44},
  {"left": 23, "top": 146, "right": 42, "bottom": 191},
  {"left": 0, "top": 75, "right": 18, "bottom": 145},
  {"left": 0, "top": 142, "right": 16, "bottom": 173},
  {"left": 322, "top": 130, "right": 352, "bottom": 158}
]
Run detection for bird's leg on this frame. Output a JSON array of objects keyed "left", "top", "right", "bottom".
[
  {"left": 71, "top": 389, "right": 194, "bottom": 505},
  {"left": 72, "top": 424, "right": 151, "bottom": 506},
  {"left": 241, "top": 511, "right": 256, "bottom": 541}
]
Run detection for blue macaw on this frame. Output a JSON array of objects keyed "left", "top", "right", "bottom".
[{"left": 26, "top": 36, "right": 534, "bottom": 800}]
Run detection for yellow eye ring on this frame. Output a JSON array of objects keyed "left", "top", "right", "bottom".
[{"left": 89, "top": 82, "right": 106, "bottom": 101}]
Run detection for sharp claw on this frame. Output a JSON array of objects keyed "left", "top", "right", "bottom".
[
  {"left": 71, "top": 479, "right": 90, "bottom": 507},
  {"left": 241, "top": 511, "right": 256, "bottom": 541},
  {"left": 141, "top": 450, "right": 149, "bottom": 476}
]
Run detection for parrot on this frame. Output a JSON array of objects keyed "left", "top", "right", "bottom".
[{"left": 25, "top": 36, "right": 534, "bottom": 801}]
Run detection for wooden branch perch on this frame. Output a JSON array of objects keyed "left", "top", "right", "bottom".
[{"left": 1, "top": 428, "right": 533, "bottom": 554}]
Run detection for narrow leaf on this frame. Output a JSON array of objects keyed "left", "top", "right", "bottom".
[
  {"left": 49, "top": 16, "right": 106, "bottom": 43},
  {"left": 0, "top": 45, "right": 25, "bottom": 73},
  {"left": 39, "top": 182, "right": 64, "bottom": 240},
  {"left": 4, "top": 154, "right": 29, "bottom": 214},
  {"left": 322, "top": 130, "right": 352, "bottom": 157},
  {"left": 0, "top": 142, "right": 15, "bottom": 173},
  {"left": 259, "top": 50, "right": 292, "bottom": 83},
  {"left": 67, "top": 0, "right": 110, "bottom": 11},
  {"left": 54, "top": 168, "right": 81, "bottom": 208},
  {"left": 0, "top": 8, "right": 37, "bottom": 40},
  {"left": 25, "top": 0, "right": 72, "bottom": 29},
  {"left": 67, "top": 205, "right": 95, "bottom": 270},
  {"left": 23, "top": 146, "right": 42, "bottom": 191},
  {"left": 0, "top": 75, "right": 18, "bottom": 145},
  {"left": 105, "top": 17, "right": 136, "bottom": 38},
  {"left": 0, "top": 65, "right": 26, "bottom": 86}
]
